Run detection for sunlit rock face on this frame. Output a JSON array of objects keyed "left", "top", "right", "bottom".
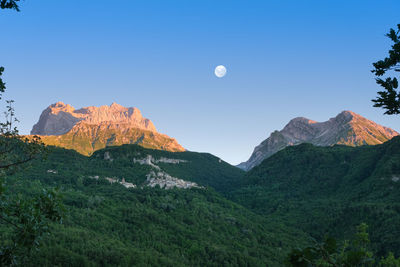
[
  {"left": 31, "top": 101, "right": 156, "bottom": 135},
  {"left": 30, "top": 102, "right": 184, "bottom": 155},
  {"left": 237, "top": 111, "right": 399, "bottom": 171}
]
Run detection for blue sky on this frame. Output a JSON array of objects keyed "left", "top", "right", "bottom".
[{"left": 1, "top": 0, "right": 399, "bottom": 164}]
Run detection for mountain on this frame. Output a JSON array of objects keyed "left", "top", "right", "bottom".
[
  {"left": 230, "top": 136, "right": 400, "bottom": 256},
  {"left": 7, "top": 144, "right": 309, "bottom": 266},
  {"left": 30, "top": 102, "right": 184, "bottom": 155},
  {"left": 237, "top": 110, "right": 399, "bottom": 171}
]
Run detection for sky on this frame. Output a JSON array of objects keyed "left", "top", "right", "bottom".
[{"left": 0, "top": 0, "right": 399, "bottom": 165}]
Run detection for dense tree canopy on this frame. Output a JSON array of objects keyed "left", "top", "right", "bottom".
[{"left": 286, "top": 224, "right": 400, "bottom": 266}]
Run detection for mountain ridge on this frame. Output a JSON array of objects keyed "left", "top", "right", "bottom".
[
  {"left": 31, "top": 101, "right": 157, "bottom": 135},
  {"left": 237, "top": 110, "right": 399, "bottom": 171},
  {"left": 30, "top": 102, "right": 185, "bottom": 155}
]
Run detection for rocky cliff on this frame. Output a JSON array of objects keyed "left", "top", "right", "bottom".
[
  {"left": 31, "top": 102, "right": 184, "bottom": 155},
  {"left": 31, "top": 102, "right": 156, "bottom": 135},
  {"left": 237, "top": 111, "right": 399, "bottom": 171}
]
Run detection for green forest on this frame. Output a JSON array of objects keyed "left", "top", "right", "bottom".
[
  {"left": 1, "top": 138, "right": 399, "bottom": 266},
  {"left": 3, "top": 145, "right": 310, "bottom": 266},
  {"left": 230, "top": 137, "right": 400, "bottom": 257}
]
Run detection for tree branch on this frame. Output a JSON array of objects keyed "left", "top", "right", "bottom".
[
  {"left": 0, "top": 213, "right": 21, "bottom": 230},
  {"left": 0, "top": 155, "right": 35, "bottom": 169}
]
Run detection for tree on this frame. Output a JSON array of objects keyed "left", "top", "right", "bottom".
[
  {"left": 0, "top": 3, "right": 65, "bottom": 266},
  {"left": 372, "top": 24, "right": 400, "bottom": 115},
  {"left": 0, "top": 69, "right": 65, "bottom": 267},
  {"left": 285, "top": 223, "right": 400, "bottom": 267},
  {"left": 0, "top": 0, "right": 21, "bottom": 11}
]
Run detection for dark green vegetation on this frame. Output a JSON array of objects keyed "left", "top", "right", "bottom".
[
  {"left": 6, "top": 134, "right": 400, "bottom": 266},
  {"left": 29, "top": 143, "right": 245, "bottom": 193},
  {"left": 287, "top": 223, "right": 400, "bottom": 266},
  {"left": 372, "top": 24, "right": 400, "bottom": 115},
  {"left": 6, "top": 135, "right": 400, "bottom": 266},
  {"left": 91, "top": 144, "right": 245, "bottom": 193},
  {"left": 8, "top": 145, "right": 309, "bottom": 266},
  {"left": 231, "top": 136, "right": 400, "bottom": 259},
  {"left": 0, "top": 65, "right": 64, "bottom": 264}
]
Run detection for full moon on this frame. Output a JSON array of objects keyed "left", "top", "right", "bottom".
[{"left": 214, "top": 65, "right": 227, "bottom": 78}]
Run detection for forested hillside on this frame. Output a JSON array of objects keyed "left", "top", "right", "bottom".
[
  {"left": 231, "top": 136, "right": 400, "bottom": 256},
  {"left": 6, "top": 135, "right": 400, "bottom": 265},
  {"left": 5, "top": 145, "right": 309, "bottom": 266}
]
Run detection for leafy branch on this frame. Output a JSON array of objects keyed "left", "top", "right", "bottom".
[{"left": 372, "top": 24, "right": 400, "bottom": 115}]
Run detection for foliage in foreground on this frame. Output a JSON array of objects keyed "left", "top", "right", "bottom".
[
  {"left": 286, "top": 223, "right": 400, "bottom": 267},
  {"left": 0, "top": 65, "right": 64, "bottom": 265},
  {"left": 0, "top": 185, "right": 64, "bottom": 266},
  {"left": 372, "top": 24, "right": 400, "bottom": 115}
]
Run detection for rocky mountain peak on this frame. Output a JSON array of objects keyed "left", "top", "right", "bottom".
[
  {"left": 31, "top": 102, "right": 156, "bottom": 135},
  {"left": 332, "top": 110, "right": 357, "bottom": 123},
  {"left": 287, "top": 117, "right": 317, "bottom": 124},
  {"left": 48, "top": 101, "right": 75, "bottom": 114},
  {"left": 30, "top": 102, "right": 185, "bottom": 155},
  {"left": 237, "top": 111, "right": 399, "bottom": 171},
  {"left": 110, "top": 102, "right": 123, "bottom": 108},
  {"left": 53, "top": 101, "right": 65, "bottom": 107}
]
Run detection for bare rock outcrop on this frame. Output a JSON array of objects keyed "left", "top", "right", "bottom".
[{"left": 31, "top": 102, "right": 156, "bottom": 135}]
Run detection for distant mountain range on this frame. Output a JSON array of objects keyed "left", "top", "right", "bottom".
[
  {"left": 237, "top": 111, "right": 399, "bottom": 171},
  {"left": 30, "top": 102, "right": 184, "bottom": 155},
  {"left": 31, "top": 105, "right": 399, "bottom": 166}
]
